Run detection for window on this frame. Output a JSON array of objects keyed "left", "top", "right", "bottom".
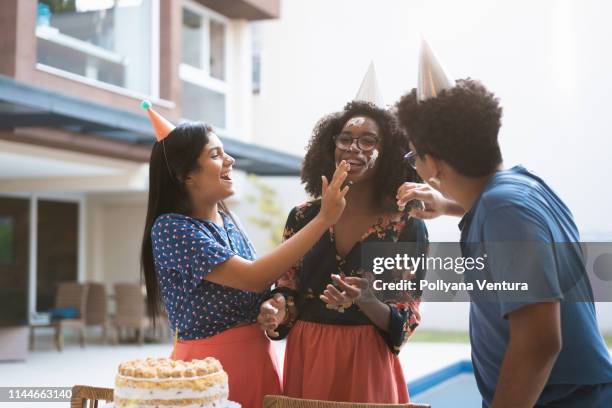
[
  {"left": 180, "top": 2, "right": 228, "bottom": 130},
  {"left": 36, "top": 200, "right": 79, "bottom": 313},
  {"left": 181, "top": 81, "right": 227, "bottom": 129},
  {"left": 36, "top": 0, "right": 159, "bottom": 97},
  {"left": 0, "top": 216, "right": 14, "bottom": 266},
  {"left": 181, "top": 8, "right": 203, "bottom": 69},
  {"left": 0, "top": 198, "right": 29, "bottom": 326}
]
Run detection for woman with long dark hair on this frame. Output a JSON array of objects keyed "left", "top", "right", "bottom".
[{"left": 139, "top": 102, "right": 350, "bottom": 408}]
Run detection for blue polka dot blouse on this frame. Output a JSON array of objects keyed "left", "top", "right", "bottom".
[{"left": 151, "top": 212, "right": 270, "bottom": 340}]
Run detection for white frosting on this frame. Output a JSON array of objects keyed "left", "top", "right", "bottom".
[
  {"left": 346, "top": 117, "right": 366, "bottom": 127},
  {"left": 366, "top": 149, "right": 379, "bottom": 169},
  {"left": 116, "top": 372, "right": 222, "bottom": 383},
  {"left": 114, "top": 359, "right": 238, "bottom": 407},
  {"left": 114, "top": 383, "right": 228, "bottom": 400}
]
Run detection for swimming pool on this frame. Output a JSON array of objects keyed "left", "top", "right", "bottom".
[{"left": 410, "top": 361, "right": 482, "bottom": 407}]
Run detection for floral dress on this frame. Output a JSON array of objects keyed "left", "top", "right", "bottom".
[{"left": 272, "top": 200, "right": 428, "bottom": 403}]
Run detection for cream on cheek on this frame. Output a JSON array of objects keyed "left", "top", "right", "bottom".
[{"left": 365, "top": 148, "right": 379, "bottom": 170}]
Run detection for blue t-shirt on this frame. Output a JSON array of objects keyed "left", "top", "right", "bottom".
[
  {"left": 460, "top": 166, "right": 612, "bottom": 407},
  {"left": 151, "top": 212, "right": 269, "bottom": 340}
]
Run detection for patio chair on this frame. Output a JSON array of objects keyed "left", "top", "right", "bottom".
[
  {"left": 112, "top": 283, "right": 149, "bottom": 345},
  {"left": 263, "top": 396, "right": 430, "bottom": 408},
  {"left": 54, "top": 282, "right": 89, "bottom": 351},
  {"left": 30, "top": 282, "right": 90, "bottom": 351},
  {"left": 70, "top": 385, "right": 113, "bottom": 408},
  {"left": 84, "top": 282, "right": 109, "bottom": 344}
]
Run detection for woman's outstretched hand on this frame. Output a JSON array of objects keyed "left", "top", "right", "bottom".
[
  {"left": 318, "top": 161, "right": 351, "bottom": 227},
  {"left": 321, "top": 274, "right": 394, "bottom": 333},
  {"left": 257, "top": 293, "right": 287, "bottom": 338},
  {"left": 320, "top": 274, "right": 377, "bottom": 311}
]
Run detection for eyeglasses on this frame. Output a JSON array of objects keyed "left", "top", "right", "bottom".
[
  {"left": 333, "top": 134, "right": 379, "bottom": 152},
  {"left": 404, "top": 151, "right": 417, "bottom": 170}
]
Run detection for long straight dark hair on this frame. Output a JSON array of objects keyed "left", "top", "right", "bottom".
[{"left": 140, "top": 122, "right": 235, "bottom": 321}]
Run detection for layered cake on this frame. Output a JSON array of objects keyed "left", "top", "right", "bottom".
[{"left": 114, "top": 357, "right": 239, "bottom": 408}]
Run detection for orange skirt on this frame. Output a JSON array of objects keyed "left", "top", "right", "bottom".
[
  {"left": 283, "top": 320, "right": 409, "bottom": 403},
  {"left": 173, "top": 324, "right": 282, "bottom": 408}
]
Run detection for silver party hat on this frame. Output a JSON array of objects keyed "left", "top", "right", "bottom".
[
  {"left": 355, "top": 61, "right": 385, "bottom": 108},
  {"left": 417, "top": 38, "right": 455, "bottom": 102}
]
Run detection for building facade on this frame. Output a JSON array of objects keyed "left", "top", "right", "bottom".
[{"left": 0, "top": 0, "right": 303, "bottom": 345}]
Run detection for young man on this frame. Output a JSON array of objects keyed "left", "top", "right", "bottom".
[{"left": 394, "top": 40, "right": 612, "bottom": 407}]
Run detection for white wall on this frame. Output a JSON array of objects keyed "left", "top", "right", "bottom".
[
  {"left": 226, "top": 19, "right": 255, "bottom": 142},
  {"left": 86, "top": 192, "right": 148, "bottom": 288}
]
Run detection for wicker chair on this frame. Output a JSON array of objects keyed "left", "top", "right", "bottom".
[
  {"left": 54, "top": 282, "right": 90, "bottom": 351},
  {"left": 263, "top": 396, "right": 430, "bottom": 408},
  {"left": 70, "top": 385, "right": 113, "bottom": 408},
  {"left": 112, "top": 283, "right": 149, "bottom": 345},
  {"left": 85, "top": 282, "right": 109, "bottom": 344}
]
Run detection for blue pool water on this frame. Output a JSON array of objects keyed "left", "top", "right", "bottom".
[{"left": 410, "top": 361, "right": 482, "bottom": 407}]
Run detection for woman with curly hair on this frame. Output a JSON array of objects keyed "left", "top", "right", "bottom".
[{"left": 257, "top": 83, "right": 428, "bottom": 402}]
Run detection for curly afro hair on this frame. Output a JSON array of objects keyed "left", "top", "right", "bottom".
[
  {"left": 395, "top": 78, "right": 503, "bottom": 177},
  {"left": 301, "top": 100, "right": 418, "bottom": 211}
]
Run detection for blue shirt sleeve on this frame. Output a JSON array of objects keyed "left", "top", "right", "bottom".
[
  {"left": 481, "top": 205, "right": 563, "bottom": 318},
  {"left": 151, "top": 214, "right": 235, "bottom": 288}
]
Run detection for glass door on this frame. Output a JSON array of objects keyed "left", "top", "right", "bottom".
[
  {"left": 0, "top": 197, "right": 30, "bottom": 326},
  {"left": 36, "top": 200, "right": 79, "bottom": 313}
]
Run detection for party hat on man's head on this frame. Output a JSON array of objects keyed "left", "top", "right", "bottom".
[
  {"left": 354, "top": 61, "right": 386, "bottom": 108},
  {"left": 417, "top": 37, "right": 455, "bottom": 102},
  {"left": 141, "top": 100, "right": 175, "bottom": 142}
]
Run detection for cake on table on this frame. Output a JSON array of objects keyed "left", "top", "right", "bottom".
[{"left": 114, "top": 357, "right": 240, "bottom": 408}]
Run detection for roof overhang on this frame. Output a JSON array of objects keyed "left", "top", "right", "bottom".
[
  {"left": 194, "top": 0, "right": 280, "bottom": 20},
  {"left": 0, "top": 75, "right": 301, "bottom": 176}
]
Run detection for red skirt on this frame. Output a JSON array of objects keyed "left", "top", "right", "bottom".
[
  {"left": 283, "top": 320, "right": 409, "bottom": 403},
  {"left": 173, "top": 324, "right": 282, "bottom": 408}
]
